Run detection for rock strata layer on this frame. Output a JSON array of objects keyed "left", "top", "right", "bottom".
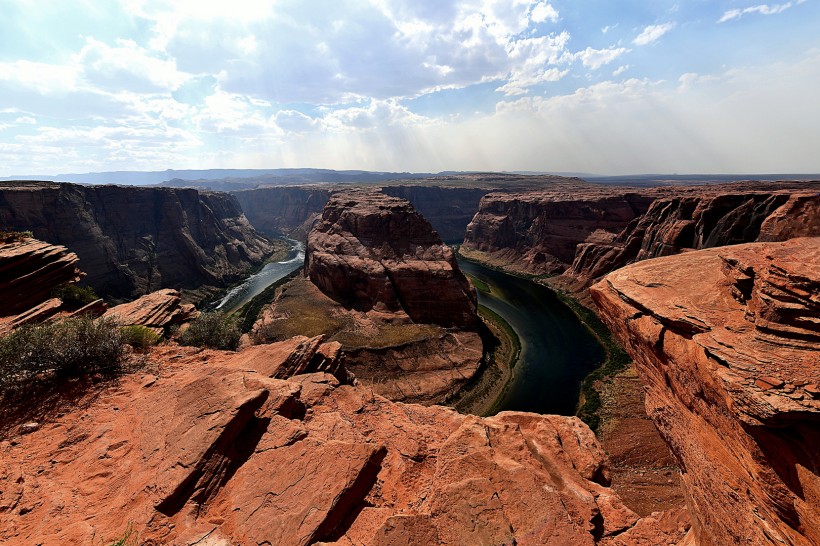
[
  {"left": 305, "top": 190, "right": 478, "bottom": 329},
  {"left": 591, "top": 238, "right": 820, "bottom": 545},
  {"left": 0, "top": 238, "right": 82, "bottom": 316},
  {"left": 0, "top": 339, "right": 689, "bottom": 545},
  {"left": 0, "top": 181, "right": 273, "bottom": 301},
  {"left": 103, "top": 288, "right": 199, "bottom": 335}
]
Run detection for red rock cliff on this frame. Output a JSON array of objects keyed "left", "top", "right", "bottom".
[
  {"left": 591, "top": 238, "right": 820, "bottom": 545},
  {"left": 305, "top": 190, "right": 479, "bottom": 329},
  {"left": 0, "top": 237, "right": 82, "bottom": 316},
  {"left": 569, "top": 188, "right": 820, "bottom": 290},
  {"left": 0, "top": 181, "right": 273, "bottom": 302}
]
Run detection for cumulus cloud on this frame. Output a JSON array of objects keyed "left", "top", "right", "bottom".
[
  {"left": 718, "top": 0, "right": 806, "bottom": 23},
  {"left": 576, "top": 47, "right": 630, "bottom": 70},
  {"left": 633, "top": 23, "right": 676, "bottom": 46}
]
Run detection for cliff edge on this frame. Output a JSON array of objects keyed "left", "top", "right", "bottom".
[{"left": 591, "top": 238, "right": 819, "bottom": 545}]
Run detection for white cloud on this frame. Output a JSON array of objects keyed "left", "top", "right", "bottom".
[
  {"left": 78, "top": 38, "right": 190, "bottom": 93},
  {"left": 576, "top": 47, "right": 630, "bottom": 70},
  {"left": 718, "top": 0, "right": 805, "bottom": 23},
  {"left": 530, "top": 2, "right": 559, "bottom": 23},
  {"left": 612, "top": 65, "right": 629, "bottom": 77},
  {"left": 633, "top": 23, "right": 676, "bottom": 46}
]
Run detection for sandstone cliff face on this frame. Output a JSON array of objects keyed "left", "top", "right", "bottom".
[
  {"left": 0, "top": 237, "right": 82, "bottom": 316},
  {"left": 233, "top": 186, "right": 332, "bottom": 238},
  {"left": 305, "top": 190, "right": 478, "bottom": 329},
  {"left": 0, "top": 181, "right": 273, "bottom": 302},
  {"left": 569, "top": 190, "right": 820, "bottom": 289},
  {"left": 591, "top": 238, "right": 820, "bottom": 545},
  {"left": 0, "top": 339, "right": 689, "bottom": 545},
  {"left": 462, "top": 186, "right": 655, "bottom": 275},
  {"left": 380, "top": 185, "right": 488, "bottom": 243}
]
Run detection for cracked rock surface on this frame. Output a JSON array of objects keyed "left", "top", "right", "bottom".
[{"left": 0, "top": 338, "right": 688, "bottom": 545}]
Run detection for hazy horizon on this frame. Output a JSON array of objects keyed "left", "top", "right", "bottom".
[{"left": 2, "top": 0, "right": 819, "bottom": 177}]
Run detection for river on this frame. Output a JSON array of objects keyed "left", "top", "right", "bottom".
[
  {"left": 457, "top": 259, "right": 604, "bottom": 416},
  {"left": 214, "top": 238, "right": 305, "bottom": 313},
  {"left": 213, "top": 239, "right": 603, "bottom": 416}
]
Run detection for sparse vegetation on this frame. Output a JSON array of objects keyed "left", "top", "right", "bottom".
[
  {"left": 557, "top": 294, "right": 631, "bottom": 432},
  {"left": 0, "top": 229, "right": 33, "bottom": 243},
  {"left": 51, "top": 284, "right": 99, "bottom": 310},
  {"left": 121, "top": 325, "right": 161, "bottom": 351},
  {"left": 178, "top": 311, "right": 242, "bottom": 350},
  {"left": 465, "top": 272, "right": 491, "bottom": 294},
  {"left": 0, "top": 316, "right": 127, "bottom": 393}
]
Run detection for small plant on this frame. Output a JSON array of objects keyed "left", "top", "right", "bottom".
[
  {"left": 121, "top": 325, "right": 161, "bottom": 352},
  {"left": 178, "top": 312, "right": 242, "bottom": 350},
  {"left": 0, "top": 229, "right": 33, "bottom": 243},
  {"left": 0, "top": 316, "right": 126, "bottom": 392},
  {"left": 51, "top": 284, "right": 100, "bottom": 310}
]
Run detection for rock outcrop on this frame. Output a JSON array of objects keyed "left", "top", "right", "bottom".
[
  {"left": 0, "top": 237, "right": 83, "bottom": 316},
  {"left": 0, "top": 339, "right": 690, "bottom": 545},
  {"left": 0, "top": 181, "right": 273, "bottom": 302},
  {"left": 305, "top": 190, "right": 478, "bottom": 329},
  {"left": 591, "top": 238, "right": 820, "bottom": 545},
  {"left": 103, "top": 288, "right": 198, "bottom": 335}
]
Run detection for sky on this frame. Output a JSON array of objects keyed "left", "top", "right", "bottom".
[{"left": 1, "top": 0, "right": 819, "bottom": 176}]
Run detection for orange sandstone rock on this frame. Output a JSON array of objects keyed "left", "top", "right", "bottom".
[{"left": 591, "top": 238, "right": 820, "bottom": 545}]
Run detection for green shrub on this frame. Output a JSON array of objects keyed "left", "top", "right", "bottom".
[
  {"left": 51, "top": 284, "right": 99, "bottom": 310},
  {"left": 121, "top": 325, "right": 161, "bottom": 351},
  {"left": 0, "top": 316, "right": 126, "bottom": 392},
  {"left": 178, "top": 312, "right": 241, "bottom": 350},
  {"left": 0, "top": 230, "right": 33, "bottom": 243}
]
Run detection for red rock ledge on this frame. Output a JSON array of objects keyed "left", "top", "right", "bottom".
[{"left": 591, "top": 237, "right": 819, "bottom": 545}]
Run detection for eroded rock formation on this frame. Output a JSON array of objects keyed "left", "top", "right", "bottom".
[
  {"left": 305, "top": 190, "right": 478, "bottom": 329},
  {"left": 591, "top": 238, "right": 820, "bottom": 545},
  {"left": 103, "top": 288, "right": 198, "bottom": 335},
  {"left": 0, "top": 339, "right": 689, "bottom": 545},
  {"left": 0, "top": 237, "right": 83, "bottom": 316},
  {"left": 462, "top": 185, "right": 656, "bottom": 275},
  {"left": 0, "top": 181, "right": 273, "bottom": 302},
  {"left": 569, "top": 189, "right": 820, "bottom": 291}
]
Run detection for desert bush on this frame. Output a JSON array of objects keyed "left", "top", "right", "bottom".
[
  {"left": 121, "top": 325, "right": 161, "bottom": 351},
  {"left": 51, "top": 284, "right": 99, "bottom": 310},
  {"left": 0, "top": 316, "right": 126, "bottom": 392},
  {"left": 0, "top": 229, "right": 33, "bottom": 243},
  {"left": 178, "top": 312, "right": 241, "bottom": 350}
]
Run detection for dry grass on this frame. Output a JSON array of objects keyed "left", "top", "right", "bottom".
[{"left": 255, "top": 277, "right": 443, "bottom": 350}]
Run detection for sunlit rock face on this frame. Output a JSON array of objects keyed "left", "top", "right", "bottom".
[{"left": 592, "top": 238, "right": 820, "bottom": 546}]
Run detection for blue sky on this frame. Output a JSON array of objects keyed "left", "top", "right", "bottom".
[{"left": 1, "top": 0, "right": 818, "bottom": 176}]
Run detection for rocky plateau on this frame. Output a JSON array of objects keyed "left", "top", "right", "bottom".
[{"left": 592, "top": 238, "right": 820, "bottom": 545}]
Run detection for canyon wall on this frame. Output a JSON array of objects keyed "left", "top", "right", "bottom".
[
  {"left": 234, "top": 184, "right": 490, "bottom": 243},
  {"left": 233, "top": 186, "right": 332, "bottom": 238},
  {"left": 0, "top": 181, "right": 273, "bottom": 302},
  {"left": 461, "top": 186, "right": 656, "bottom": 275},
  {"left": 461, "top": 181, "right": 820, "bottom": 297},
  {"left": 591, "top": 238, "right": 819, "bottom": 545},
  {"left": 569, "top": 189, "right": 820, "bottom": 290}
]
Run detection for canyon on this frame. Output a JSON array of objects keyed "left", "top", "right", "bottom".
[
  {"left": 0, "top": 174, "right": 818, "bottom": 545},
  {"left": 0, "top": 181, "right": 274, "bottom": 302},
  {"left": 251, "top": 190, "right": 484, "bottom": 405}
]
